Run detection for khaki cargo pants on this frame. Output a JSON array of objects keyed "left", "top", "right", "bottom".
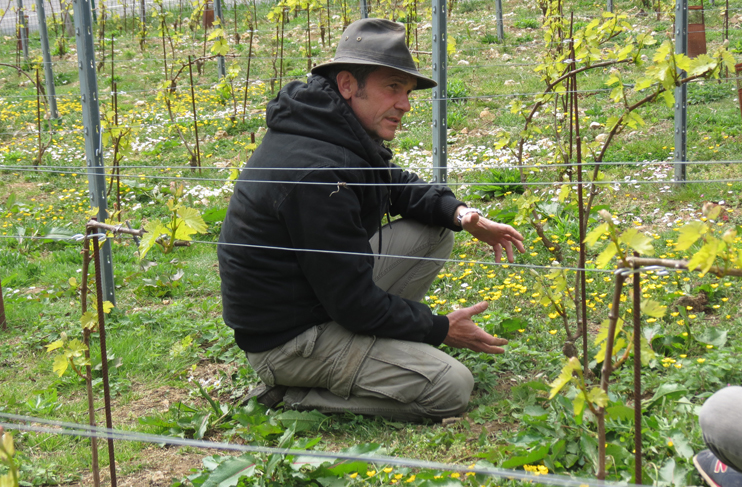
[{"left": 246, "top": 219, "right": 474, "bottom": 422}]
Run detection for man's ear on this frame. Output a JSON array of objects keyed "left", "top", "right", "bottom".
[{"left": 336, "top": 71, "right": 356, "bottom": 101}]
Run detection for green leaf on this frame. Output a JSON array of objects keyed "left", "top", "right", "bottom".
[
  {"left": 688, "top": 53, "right": 717, "bottom": 76},
  {"left": 557, "top": 184, "right": 570, "bottom": 203},
  {"left": 634, "top": 77, "right": 653, "bottom": 91},
  {"left": 619, "top": 228, "right": 654, "bottom": 256},
  {"left": 549, "top": 357, "right": 581, "bottom": 399},
  {"left": 596, "top": 243, "right": 618, "bottom": 269},
  {"left": 201, "top": 207, "right": 227, "bottom": 223},
  {"left": 639, "top": 336, "right": 656, "bottom": 366},
  {"left": 641, "top": 298, "right": 667, "bottom": 318},
  {"left": 139, "top": 220, "right": 167, "bottom": 260},
  {"left": 660, "top": 90, "right": 675, "bottom": 107},
  {"left": 81, "top": 311, "right": 97, "bottom": 330},
  {"left": 46, "top": 339, "right": 64, "bottom": 353},
  {"left": 675, "top": 53, "right": 692, "bottom": 73},
  {"left": 696, "top": 328, "right": 727, "bottom": 348},
  {"left": 659, "top": 457, "right": 690, "bottom": 487},
  {"left": 572, "top": 391, "right": 586, "bottom": 422},
  {"left": 643, "top": 383, "right": 688, "bottom": 411},
  {"left": 688, "top": 238, "right": 720, "bottom": 276},
  {"left": 178, "top": 206, "right": 208, "bottom": 234},
  {"left": 501, "top": 444, "right": 550, "bottom": 469},
  {"left": 606, "top": 404, "right": 634, "bottom": 421},
  {"left": 675, "top": 221, "right": 707, "bottom": 251},
  {"left": 201, "top": 454, "right": 257, "bottom": 487},
  {"left": 587, "top": 387, "right": 608, "bottom": 408},
  {"left": 274, "top": 410, "right": 327, "bottom": 433},
  {"left": 669, "top": 433, "right": 694, "bottom": 460},
  {"left": 523, "top": 405, "right": 548, "bottom": 419},
  {"left": 447, "top": 36, "right": 457, "bottom": 56},
  {"left": 584, "top": 223, "right": 609, "bottom": 247},
  {"left": 53, "top": 354, "right": 69, "bottom": 377},
  {"left": 173, "top": 220, "right": 198, "bottom": 241},
  {"left": 102, "top": 301, "right": 114, "bottom": 314},
  {"left": 595, "top": 318, "right": 624, "bottom": 345}
]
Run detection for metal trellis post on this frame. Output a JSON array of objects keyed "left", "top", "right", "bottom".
[
  {"left": 360, "top": 0, "right": 368, "bottom": 18},
  {"left": 431, "top": 0, "right": 447, "bottom": 184},
  {"left": 35, "top": 0, "right": 60, "bottom": 119},
  {"left": 607, "top": 0, "right": 613, "bottom": 12},
  {"left": 495, "top": 0, "right": 504, "bottom": 41},
  {"left": 214, "top": 0, "right": 226, "bottom": 78},
  {"left": 674, "top": 0, "right": 688, "bottom": 183},
  {"left": 72, "top": 0, "right": 116, "bottom": 305},
  {"left": 17, "top": 0, "right": 29, "bottom": 64}
]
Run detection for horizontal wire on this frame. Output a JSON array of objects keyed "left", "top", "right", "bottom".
[
  {"left": 2, "top": 165, "right": 742, "bottom": 187},
  {"left": 0, "top": 233, "right": 617, "bottom": 275},
  {"left": 3, "top": 158, "right": 742, "bottom": 174},
  {"left": 0, "top": 412, "right": 643, "bottom": 487}
]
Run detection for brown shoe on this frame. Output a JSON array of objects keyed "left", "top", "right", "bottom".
[{"left": 241, "top": 384, "right": 288, "bottom": 409}]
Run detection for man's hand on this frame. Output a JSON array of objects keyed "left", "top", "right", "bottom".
[
  {"left": 456, "top": 207, "right": 526, "bottom": 263},
  {"left": 443, "top": 302, "right": 508, "bottom": 354}
]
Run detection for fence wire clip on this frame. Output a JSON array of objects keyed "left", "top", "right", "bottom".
[
  {"left": 615, "top": 265, "right": 666, "bottom": 277},
  {"left": 85, "top": 233, "right": 108, "bottom": 243}
]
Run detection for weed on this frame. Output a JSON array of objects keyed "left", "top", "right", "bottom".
[
  {"left": 447, "top": 78, "right": 469, "bottom": 103},
  {"left": 514, "top": 18, "right": 540, "bottom": 29},
  {"left": 474, "top": 168, "right": 525, "bottom": 199}
]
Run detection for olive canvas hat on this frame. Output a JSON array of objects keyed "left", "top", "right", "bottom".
[{"left": 311, "top": 18, "right": 437, "bottom": 90}]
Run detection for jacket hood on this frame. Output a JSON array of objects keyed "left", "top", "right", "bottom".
[{"left": 266, "top": 75, "right": 393, "bottom": 172}]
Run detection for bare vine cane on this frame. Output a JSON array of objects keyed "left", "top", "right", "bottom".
[
  {"left": 91, "top": 231, "right": 117, "bottom": 487},
  {"left": 80, "top": 230, "right": 101, "bottom": 487}
]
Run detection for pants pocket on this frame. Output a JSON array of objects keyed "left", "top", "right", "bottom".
[
  {"left": 354, "top": 339, "right": 452, "bottom": 404},
  {"left": 282, "top": 325, "right": 321, "bottom": 358},
  {"left": 251, "top": 361, "right": 276, "bottom": 387}
]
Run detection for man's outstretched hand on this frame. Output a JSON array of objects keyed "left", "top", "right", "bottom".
[
  {"left": 459, "top": 209, "right": 526, "bottom": 263},
  {"left": 444, "top": 301, "right": 508, "bottom": 354}
]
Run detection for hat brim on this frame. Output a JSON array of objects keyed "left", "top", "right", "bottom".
[{"left": 311, "top": 59, "right": 437, "bottom": 90}]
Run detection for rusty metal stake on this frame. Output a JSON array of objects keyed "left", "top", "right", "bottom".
[
  {"left": 0, "top": 277, "right": 7, "bottom": 331},
  {"left": 571, "top": 31, "right": 589, "bottom": 371},
  {"left": 632, "top": 258, "right": 643, "bottom": 484},
  {"left": 81, "top": 231, "right": 101, "bottom": 487},
  {"left": 92, "top": 234, "right": 117, "bottom": 487},
  {"left": 596, "top": 270, "right": 627, "bottom": 479},
  {"left": 188, "top": 55, "right": 202, "bottom": 174}
]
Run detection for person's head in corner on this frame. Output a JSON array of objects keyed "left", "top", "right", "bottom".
[{"left": 312, "top": 18, "right": 437, "bottom": 142}]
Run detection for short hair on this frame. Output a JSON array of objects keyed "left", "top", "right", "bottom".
[{"left": 319, "top": 63, "right": 379, "bottom": 90}]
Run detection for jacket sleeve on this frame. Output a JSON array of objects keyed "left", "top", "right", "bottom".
[
  {"left": 386, "top": 163, "right": 466, "bottom": 230},
  {"left": 278, "top": 169, "right": 449, "bottom": 346}
]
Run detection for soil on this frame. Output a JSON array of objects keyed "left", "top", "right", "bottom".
[{"left": 68, "top": 361, "right": 242, "bottom": 486}]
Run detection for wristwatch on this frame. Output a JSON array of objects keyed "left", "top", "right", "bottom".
[{"left": 456, "top": 207, "right": 483, "bottom": 227}]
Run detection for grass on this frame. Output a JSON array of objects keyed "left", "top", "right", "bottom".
[{"left": 1, "top": 0, "right": 742, "bottom": 484}]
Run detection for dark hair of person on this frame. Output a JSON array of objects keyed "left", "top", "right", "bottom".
[{"left": 319, "top": 63, "right": 379, "bottom": 90}]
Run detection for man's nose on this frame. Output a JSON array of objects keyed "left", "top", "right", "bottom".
[{"left": 396, "top": 94, "right": 411, "bottom": 113}]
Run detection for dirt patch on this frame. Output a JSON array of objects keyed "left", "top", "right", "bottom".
[
  {"left": 63, "top": 361, "right": 245, "bottom": 485},
  {"left": 70, "top": 445, "right": 226, "bottom": 487},
  {"left": 112, "top": 361, "right": 240, "bottom": 426}
]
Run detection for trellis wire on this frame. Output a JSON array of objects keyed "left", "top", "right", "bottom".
[{"left": 0, "top": 411, "right": 647, "bottom": 487}]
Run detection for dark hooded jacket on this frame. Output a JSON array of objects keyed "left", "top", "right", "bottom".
[{"left": 218, "top": 75, "right": 465, "bottom": 353}]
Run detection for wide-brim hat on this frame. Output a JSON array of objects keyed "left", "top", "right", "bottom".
[{"left": 311, "top": 18, "right": 437, "bottom": 90}]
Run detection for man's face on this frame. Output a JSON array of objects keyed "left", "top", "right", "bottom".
[{"left": 337, "top": 67, "right": 417, "bottom": 142}]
